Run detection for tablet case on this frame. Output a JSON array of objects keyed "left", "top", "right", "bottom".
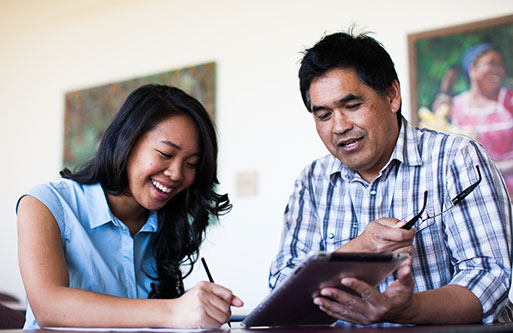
[{"left": 242, "top": 252, "right": 409, "bottom": 328}]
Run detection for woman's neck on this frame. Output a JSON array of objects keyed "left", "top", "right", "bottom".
[
  {"left": 470, "top": 83, "right": 501, "bottom": 102},
  {"left": 105, "top": 192, "right": 149, "bottom": 237}
]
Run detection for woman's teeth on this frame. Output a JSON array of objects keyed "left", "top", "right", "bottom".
[{"left": 152, "top": 179, "right": 172, "bottom": 193}]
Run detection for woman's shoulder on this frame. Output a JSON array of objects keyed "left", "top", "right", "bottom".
[
  {"left": 502, "top": 87, "right": 513, "bottom": 112},
  {"left": 20, "top": 179, "right": 106, "bottom": 231},
  {"left": 27, "top": 178, "right": 86, "bottom": 198},
  {"left": 452, "top": 90, "right": 470, "bottom": 105},
  {"left": 23, "top": 179, "right": 103, "bottom": 213}
]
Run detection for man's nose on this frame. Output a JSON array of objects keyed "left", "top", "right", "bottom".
[{"left": 333, "top": 110, "right": 352, "bottom": 134}]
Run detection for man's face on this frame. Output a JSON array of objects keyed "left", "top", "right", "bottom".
[{"left": 309, "top": 68, "right": 401, "bottom": 182}]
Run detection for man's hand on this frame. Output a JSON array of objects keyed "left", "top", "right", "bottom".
[
  {"left": 336, "top": 218, "right": 415, "bottom": 254},
  {"left": 313, "top": 257, "right": 417, "bottom": 325}
]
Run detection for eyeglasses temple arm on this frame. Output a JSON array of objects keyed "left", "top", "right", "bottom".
[
  {"left": 451, "top": 165, "right": 482, "bottom": 206},
  {"left": 402, "top": 190, "right": 428, "bottom": 230}
]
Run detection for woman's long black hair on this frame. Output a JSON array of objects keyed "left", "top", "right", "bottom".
[{"left": 61, "top": 84, "right": 231, "bottom": 299}]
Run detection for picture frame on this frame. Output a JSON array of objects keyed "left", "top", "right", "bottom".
[
  {"left": 63, "top": 62, "right": 216, "bottom": 171},
  {"left": 408, "top": 14, "right": 513, "bottom": 125},
  {"left": 408, "top": 14, "right": 513, "bottom": 194}
]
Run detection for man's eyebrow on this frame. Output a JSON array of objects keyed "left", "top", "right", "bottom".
[
  {"left": 160, "top": 140, "right": 201, "bottom": 156},
  {"left": 311, "top": 93, "right": 362, "bottom": 113}
]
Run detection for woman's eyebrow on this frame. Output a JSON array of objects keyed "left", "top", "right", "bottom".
[{"left": 160, "top": 140, "right": 201, "bottom": 156}]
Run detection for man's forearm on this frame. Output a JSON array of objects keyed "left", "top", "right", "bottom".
[{"left": 399, "top": 285, "right": 482, "bottom": 324}]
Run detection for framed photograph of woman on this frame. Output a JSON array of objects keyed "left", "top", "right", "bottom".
[{"left": 408, "top": 14, "right": 513, "bottom": 194}]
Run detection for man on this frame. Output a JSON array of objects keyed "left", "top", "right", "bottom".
[{"left": 269, "top": 31, "right": 512, "bottom": 326}]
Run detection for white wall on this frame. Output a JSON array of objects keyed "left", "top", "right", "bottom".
[{"left": 1, "top": 0, "right": 511, "bottom": 316}]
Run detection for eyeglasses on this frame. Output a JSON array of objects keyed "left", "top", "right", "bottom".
[{"left": 402, "top": 165, "right": 482, "bottom": 230}]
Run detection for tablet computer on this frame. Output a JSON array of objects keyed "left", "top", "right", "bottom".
[{"left": 241, "top": 252, "right": 409, "bottom": 328}]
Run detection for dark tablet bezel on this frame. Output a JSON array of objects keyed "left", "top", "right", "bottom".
[{"left": 241, "top": 252, "right": 409, "bottom": 328}]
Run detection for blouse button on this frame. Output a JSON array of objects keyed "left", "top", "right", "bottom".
[
  {"left": 328, "top": 233, "right": 335, "bottom": 239},
  {"left": 370, "top": 190, "right": 377, "bottom": 195}
]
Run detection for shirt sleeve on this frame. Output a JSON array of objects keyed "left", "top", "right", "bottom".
[
  {"left": 268, "top": 164, "right": 324, "bottom": 290},
  {"left": 444, "top": 140, "right": 512, "bottom": 323},
  {"left": 21, "top": 182, "right": 68, "bottom": 237}
]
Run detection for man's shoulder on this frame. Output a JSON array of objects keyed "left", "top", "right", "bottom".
[
  {"left": 293, "top": 154, "right": 344, "bottom": 188},
  {"left": 301, "top": 154, "right": 340, "bottom": 175},
  {"left": 412, "top": 123, "right": 475, "bottom": 146},
  {"left": 410, "top": 124, "right": 483, "bottom": 163}
]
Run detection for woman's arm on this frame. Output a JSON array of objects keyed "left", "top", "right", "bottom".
[{"left": 17, "top": 196, "right": 242, "bottom": 328}]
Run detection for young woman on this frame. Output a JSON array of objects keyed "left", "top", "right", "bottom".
[{"left": 17, "top": 84, "right": 243, "bottom": 329}]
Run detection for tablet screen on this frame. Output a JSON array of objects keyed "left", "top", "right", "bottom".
[{"left": 242, "top": 252, "right": 409, "bottom": 328}]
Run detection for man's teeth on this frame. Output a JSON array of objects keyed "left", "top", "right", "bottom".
[
  {"left": 342, "top": 139, "right": 359, "bottom": 147},
  {"left": 152, "top": 180, "right": 172, "bottom": 193}
]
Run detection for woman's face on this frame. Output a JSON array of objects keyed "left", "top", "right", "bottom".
[
  {"left": 471, "top": 49, "right": 505, "bottom": 97},
  {"left": 125, "top": 114, "right": 201, "bottom": 211}
]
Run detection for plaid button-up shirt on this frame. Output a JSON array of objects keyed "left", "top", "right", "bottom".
[{"left": 269, "top": 118, "right": 512, "bottom": 324}]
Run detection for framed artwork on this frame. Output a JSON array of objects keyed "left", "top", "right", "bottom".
[
  {"left": 408, "top": 14, "right": 513, "bottom": 194},
  {"left": 63, "top": 62, "right": 216, "bottom": 170}
]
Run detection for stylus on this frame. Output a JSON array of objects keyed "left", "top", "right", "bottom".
[{"left": 201, "top": 257, "right": 232, "bottom": 328}]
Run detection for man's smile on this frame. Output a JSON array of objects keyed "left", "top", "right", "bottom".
[{"left": 337, "top": 136, "right": 364, "bottom": 151}]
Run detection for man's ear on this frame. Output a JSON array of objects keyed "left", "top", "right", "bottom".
[{"left": 386, "top": 80, "right": 401, "bottom": 114}]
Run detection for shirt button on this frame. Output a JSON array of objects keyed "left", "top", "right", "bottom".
[
  {"left": 370, "top": 190, "right": 377, "bottom": 195},
  {"left": 328, "top": 233, "right": 335, "bottom": 239}
]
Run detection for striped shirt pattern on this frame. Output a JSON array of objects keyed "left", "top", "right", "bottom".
[{"left": 269, "top": 118, "right": 512, "bottom": 324}]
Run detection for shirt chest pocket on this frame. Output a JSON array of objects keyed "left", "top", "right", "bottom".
[
  {"left": 323, "top": 214, "right": 359, "bottom": 252},
  {"left": 409, "top": 203, "right": 440, "bottom": 234}
]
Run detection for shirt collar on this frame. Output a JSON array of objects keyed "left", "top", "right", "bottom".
[
  {"left": 84, "top": 183, "right": 158, "bottom": 233},
  {"left": 328, "top": 117, "right": 422, "bottom": 182},
  {"left": 84, "top": 183, "right": 112, "bottom": 228},
  {"left": 391, "top": 117, "right": 423, "bottom": 167},
  {"left": 140, "top": 210, "right": 158, "bottom": 233}
]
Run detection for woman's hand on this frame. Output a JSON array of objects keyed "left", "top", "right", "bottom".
[{"left": 164, "top": 281, "right": 243, "bottom": 329}]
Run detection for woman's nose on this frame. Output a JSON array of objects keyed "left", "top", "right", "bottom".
[{"left": 163, "top": 162, "right": 183, "bottom": 182}]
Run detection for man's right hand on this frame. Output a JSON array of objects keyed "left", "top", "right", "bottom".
[{"left": 336, "top": 218, "right": 415, "bottom": 254}]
